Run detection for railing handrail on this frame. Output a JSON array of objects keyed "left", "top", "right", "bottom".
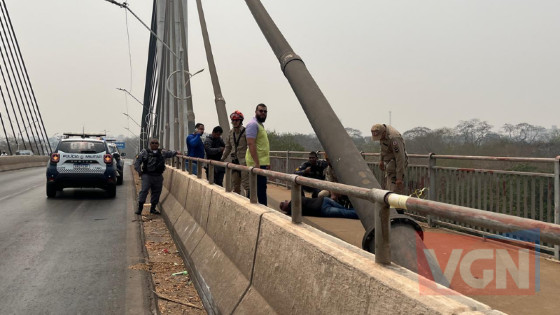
[{"left": 173, "top": 154, "right": 560, "bottom": 246}]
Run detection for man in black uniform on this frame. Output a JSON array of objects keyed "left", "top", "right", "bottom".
[
  {"left": 294, "top": 151, "right": 328, "bottom": 198},
  {"left": 134, "top": 138, "right": 177, "bottom": 215}
]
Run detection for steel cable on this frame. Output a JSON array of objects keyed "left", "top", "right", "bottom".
[
  {"left": 0, "top": 63, "right": 25, "bottom": 150},
  {"left": 0, "top": 9, "right": 37, "bottom": 153},
  {"left": 0, "top": 3, "right": 43, "bottom": 154},
  {"left": 1, "top": 0, "right": 51, "bottom": 152},
  {"left": 0, "top": 84, "right": 15, "bottom": 154}
]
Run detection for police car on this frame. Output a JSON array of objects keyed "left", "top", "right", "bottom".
[
  {"left": 46, "top": 133, "right": 118, "bottom": 198},
  {"left": 106, "top": 140, "right": 125, "bottom": 185}
]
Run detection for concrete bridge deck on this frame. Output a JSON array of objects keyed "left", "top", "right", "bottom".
[{"left": 265, "top": 184, "right": 560, "bottom": 315}]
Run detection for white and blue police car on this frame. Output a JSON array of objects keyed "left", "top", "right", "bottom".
[{"left": 46, "top": 133, "right": 118, "bottom": 198}]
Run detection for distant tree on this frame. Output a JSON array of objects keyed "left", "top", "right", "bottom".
[
  {"left": 403, "top": 127, "right": 431, "bottom": 140},
  {"left": 294, "top": 133, "right": 322, "bottom": 151},
  {"left": 345, "top": 127, "right": 362, "bottom": 139},
  {"left": 268, "top": 131, "right": 305, "bottom": 151},
  {"left": 502, "top": 123, "right": 546, "bottom": 143},
  {"left": 455, "top": 119, "right": 492, "bottom": 146}
]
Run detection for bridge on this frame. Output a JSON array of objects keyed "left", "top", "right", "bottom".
[{"left": 1, "top": 0, "right": 559, "bottom": 314}]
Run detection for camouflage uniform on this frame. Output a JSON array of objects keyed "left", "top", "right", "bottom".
[{"left": 373, "top": 124, "right": 408, "bottom": 194}]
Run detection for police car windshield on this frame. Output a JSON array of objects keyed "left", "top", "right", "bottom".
[{"left": 58, "top": 141, "right": 106, "bottom": 154}]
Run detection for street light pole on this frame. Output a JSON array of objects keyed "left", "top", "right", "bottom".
[
  {"left": 105, "top": 0, "right": 204, "bottom": 151},
  {"left": 122, "top": 112, "right": 142, "bottom": 128}
]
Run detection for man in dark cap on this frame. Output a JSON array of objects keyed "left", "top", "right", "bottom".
[
  {"left": 134, "top": 138, "right": 177, "bottom": 215},
  {"left": 371, "top": 124, "right": 408, "bottom": 194}
]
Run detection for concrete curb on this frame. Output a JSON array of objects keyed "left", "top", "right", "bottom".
[
  {"left": 0, "top": 156, "right": 48, "bottom": 172},
  {"left": 160, "top": 168, "right": 503, "bottom": 315}
]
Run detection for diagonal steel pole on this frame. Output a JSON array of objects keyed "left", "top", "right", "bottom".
[
  {"left": 195, "top": 0, "right": 229, "bottom": 134},
  {"left": 243, "top": 0, "right": 441, "bottom": 277}
]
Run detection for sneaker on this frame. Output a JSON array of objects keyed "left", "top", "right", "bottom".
[{"left": 150, "top": 207, "right": 160, "bottom": 215}]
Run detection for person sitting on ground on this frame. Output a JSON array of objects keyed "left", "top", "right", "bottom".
[
  {"left": 279, "top": 196, "right": 359, "bottom": 219},
  {"left": 317, "top": 152, "right": 353, "bottom": 209},
  {"left": 294, "top": 151, "right": 328, "bottom": 198}
]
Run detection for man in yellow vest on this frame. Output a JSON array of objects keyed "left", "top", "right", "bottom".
[
  {"left": 371, "top": 124, "right": 408, "bottom": 194},
  {"left": 245, "top": 103, "right": 270, "bottom": 205}
]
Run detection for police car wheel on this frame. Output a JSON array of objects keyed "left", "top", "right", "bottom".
[{"left": 46, "top": 183, "right": 56, "bottom": 198}]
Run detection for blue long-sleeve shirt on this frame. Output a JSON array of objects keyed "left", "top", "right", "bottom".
[{"left": 186, "top": 133, "right": 205, "bottom": 158}]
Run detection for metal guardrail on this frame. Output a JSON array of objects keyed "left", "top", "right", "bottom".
[
  {"left": 269, "top": 151, "right": 560, "bottom": 257},
  {"left": 169, "top": 154, "right": 560, "bottom": 264}
]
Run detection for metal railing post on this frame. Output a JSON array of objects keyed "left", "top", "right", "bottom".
[
  {"left": 249, "top": 168, "right": 258, "bottom": 203},
  {"left": 180, "top": 156, "right": 185, "bottom": 171},
  {"left": 555, "top": 156, "right": 559, "bottom": 260},
  {"left": 225, "top": 166, "right": 233, "bottom": 192},
  {"left": 188, "top": 159, "right": 193, "bottom": 174},
  {"left": 291, "top": 182, "right": 302, "bottom": 223},
  {"left": 375, "top": 200, "right": 391, "bottom": 265},
  {"left": 285, "top": 150, "right": 291, "bottom": 189},
  {"left": 196, "top": 159, "right": 202, "bottom": 179},
  {"left": 208, "top": 163, "right": 215, "bottom": 184},
  {"left": 427, "top": 153, "right": 436, "bottom": 227}
]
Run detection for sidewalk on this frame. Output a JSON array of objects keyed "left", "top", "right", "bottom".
[{"left": 265, "top": 183, "right": 560, "bottom": 315}]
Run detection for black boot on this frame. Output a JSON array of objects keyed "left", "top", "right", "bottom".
[
  {"left": 150, "top": 204, "right": 160, "bottom": 214},
  {"left": 135, "top": 202, "right": 143, "bottom": 215}
]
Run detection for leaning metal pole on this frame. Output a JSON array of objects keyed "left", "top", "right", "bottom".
[
  {"left": 244, "top": 0, "right": 435, "bottom": 275},
  {"left": 195, "top": 0, "right": 229, "bottom": 134}
]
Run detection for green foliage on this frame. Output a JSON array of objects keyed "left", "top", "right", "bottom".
[
  {"left": 508, "top": 163, "right": 539, "bottom": 172},
  {"left": 268, "top": 131, "right": 305, "bottom": 151}
]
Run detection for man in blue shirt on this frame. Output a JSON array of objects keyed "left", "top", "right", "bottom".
[{"left": 186, "top": 123, "right": 205, "bottom": 174}]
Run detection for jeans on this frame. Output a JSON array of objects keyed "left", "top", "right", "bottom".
[
  {"left": 214, "top": 169, "right": 225, "bottom": 187},
  {"left": 189, "top": 161, "right": 198, "bottom": 175},
  {"left": 257, "top": 165, "right": 268, "bottom": 205},
  {"left": 320, "top": 197, "right": 359, "bottom": 219}
]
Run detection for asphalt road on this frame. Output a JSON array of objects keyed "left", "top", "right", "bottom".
[{"left": 0, "top": 165, "right": 154, "bottom": 314}]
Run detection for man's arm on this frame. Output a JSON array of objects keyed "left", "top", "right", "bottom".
[
  {"left": 134, "top": 150, "right": 144, "bottom": 175},
  {"left": 187, "top": 133, "right": 199, "bottom": 148},
  {"left": 221, "top": 133, "right": 233, "bottom": 161},
  {"left": 204, "top": 138, "right": 223, "bottom": 156},
  {"left": 162, "top": 150, "right": 177, "bottom": 158},
  {"left": 294, "top": 161, "right": 310, "bottom": 175},
  {"left": 247, "top": 137, "right": 259, "bottom": 168}
]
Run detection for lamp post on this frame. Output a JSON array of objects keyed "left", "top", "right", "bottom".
[
  {"left": 122, "top": 113, "right": 142, "bottom": 128},
  {"left": 105, "top": 0, "right": 204, "bottom": 152}
]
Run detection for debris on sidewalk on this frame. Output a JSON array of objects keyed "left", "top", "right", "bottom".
[{"left": 132, "top": 167, "right": 206, "bottom": 314}]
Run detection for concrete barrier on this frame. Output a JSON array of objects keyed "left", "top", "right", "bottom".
[
  {"left": 159, "top": 168, "right": 501, "bottom": 315},
  {"left": 0, "top": 156, "right": 48, "bottom": 172}
]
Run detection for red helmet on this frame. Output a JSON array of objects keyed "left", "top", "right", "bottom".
[{"left": 230, "top": 110, "right": 244, "bottom": 121}]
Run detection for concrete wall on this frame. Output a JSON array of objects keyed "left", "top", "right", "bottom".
[
  {"left": 158, "top": 167, "right": 502, "bottom": 315},
  {"left": 0, "top": 156, "right": 48, "bottom": 172}
]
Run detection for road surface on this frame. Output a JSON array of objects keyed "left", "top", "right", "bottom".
[{"left": 0, "top": 165, "right": 154, "bottom": 314}]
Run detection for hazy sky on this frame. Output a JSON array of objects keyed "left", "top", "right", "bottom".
[{"left": 4, "top": 0, "right": 559, "bottom": 139}]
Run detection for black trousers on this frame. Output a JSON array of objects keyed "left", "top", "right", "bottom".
[{"left": 138, "top": 173, "right": 163, "bottom": 205}]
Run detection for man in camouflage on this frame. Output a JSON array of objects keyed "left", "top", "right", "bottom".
[{"left": 371, "top": 124, "right": 408, "bottom": 194}]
